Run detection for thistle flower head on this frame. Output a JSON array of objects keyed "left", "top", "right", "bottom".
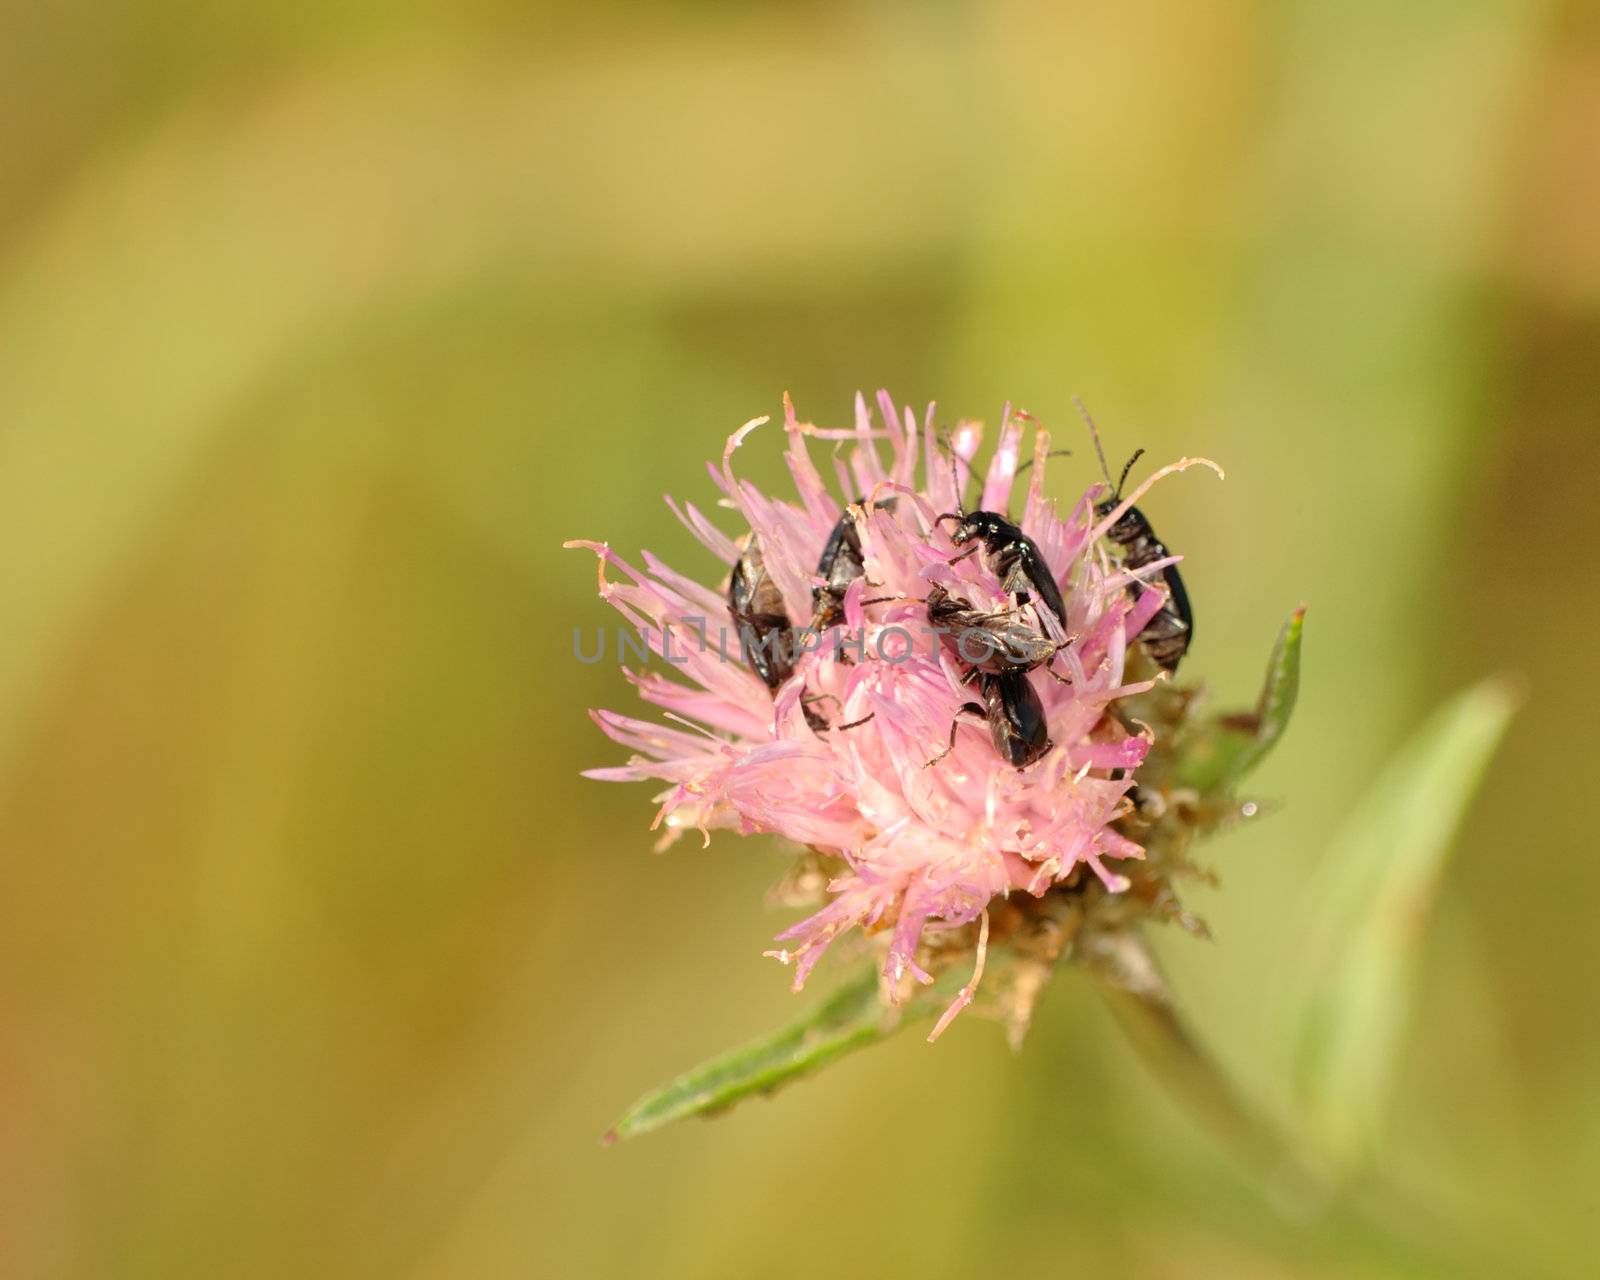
[{"left": 569, "top": 392, "right": 1218, "bottom": 1035}]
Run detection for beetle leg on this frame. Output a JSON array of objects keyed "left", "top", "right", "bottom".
[
  {"left": 1042, "top": 652, "right": 1075, "bottom": 685},
  {"left": 924, "top": 702, "right": 984, "bottom": 767}
]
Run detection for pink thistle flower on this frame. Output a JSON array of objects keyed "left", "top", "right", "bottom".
[{"left": 568, "top": 392, "right": 1219, "bottom": 1037}]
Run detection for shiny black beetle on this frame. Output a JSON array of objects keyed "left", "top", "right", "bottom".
[
  {"left": 726, "top": 535, "right": 796, "bottom": 691},
  {"left": 974, "top": 668, "right": 1051, "bottom": 767},
  {"left": 935, "top": 510, "right": 1068, "bottom": 631},
  {"left": 921, "top": 586, "right": 1063, "bottom": 770},
  {"left": 932, "top": 433, "right": 1068, "bottom": 630},
  {"left": 926, "top": 667, "right": 1051, "bottom": 770},
  {"left": 809, "top": 498, "right": 895, "bottom": 633},
  {"left": 728, "top": 536, "right": 842, "bottom": 733},
  {"left": 1078, "top": 398, "right": 1193, "bottom": 673}
]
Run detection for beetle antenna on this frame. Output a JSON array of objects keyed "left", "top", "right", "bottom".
[
  {"left": 1116, "top": 449, "right": 1145, "bottom": 498},
  {"left": 1011, "top": 448, "right": 1073, "bottom": 479},
  {"left": 938, "top": 423, "right": 965, "bottom": 514},
  {"left": 1073, "top": 396, "right": 1115, "bottom": 494}
]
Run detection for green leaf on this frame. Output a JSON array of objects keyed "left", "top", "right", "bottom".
[
  {"left": 605, "top": 965, "right": 942, "bottom": 1143},
  {"left": 1290, "top": 677, "right": 1520, "bottom": 1174},
  {"left": 1174, "top": 605, "right": 1306, "bottom": 793}
]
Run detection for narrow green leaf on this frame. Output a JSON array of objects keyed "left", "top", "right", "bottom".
[
  {"left": 1174, "top": 604, "right": 1306, "bottom": 793},
  {"left": 1291, "top": 676, "right": 1520, "bottom": 1173},
  {"left": 606, "top": 965, "right": 940, "bottom": 1143}
]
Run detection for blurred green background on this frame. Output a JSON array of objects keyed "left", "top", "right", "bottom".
[{"left": 1, "top": 2, "right": 1596, "bottom": 1276}]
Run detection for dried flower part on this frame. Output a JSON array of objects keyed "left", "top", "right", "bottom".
[{"left": 569, "top": 392, "right": 1217, "bottom": 1031}]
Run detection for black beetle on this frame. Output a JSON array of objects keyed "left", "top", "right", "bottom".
[
  {"left": 809, "top": 498, "right": 895, "bottom": 633},
  {"left": 931, "top": 431, "right": 1068, "bottom": 629},
  {"left": 1077, "top": 398, "right": 1194, "bottom": 674},
  {"left": 925, "top": 667, "right": 1051, "bottom": 770},
  {"left": 726, "top": 535, "right": 797, "bottom": 691}
]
